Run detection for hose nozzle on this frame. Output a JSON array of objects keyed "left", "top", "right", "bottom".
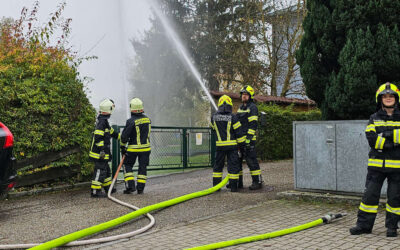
[{"left": 322, "top": 213, "right": 347, "bottom": 224}]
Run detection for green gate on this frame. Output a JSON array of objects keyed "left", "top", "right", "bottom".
[{"left": 111, "top": 125, "right": 216, "bottom": 175}]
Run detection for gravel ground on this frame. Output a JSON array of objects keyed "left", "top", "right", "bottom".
[{"left": 0, "top": 160, "right": 293, "bottom": 248}]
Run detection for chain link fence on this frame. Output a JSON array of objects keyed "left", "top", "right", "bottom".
[{"left": 112, "top": 126, "right": 214, "bottom": 174}]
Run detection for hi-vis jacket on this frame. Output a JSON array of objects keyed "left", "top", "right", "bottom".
[
  {"left": 237, "top": 101, "right": 258, "bottom": 142},
  {"left": 366, "top": 108, "right": 400, "bottom": 172},
  {"left": 121, "top": 113, "right": 151, "bottom": 153},
  {"left": 89, "top": 114, "right": 120, "bottom": 161},
  {"left": 210, "top": 111, "right": 245, "bottom": 151}
]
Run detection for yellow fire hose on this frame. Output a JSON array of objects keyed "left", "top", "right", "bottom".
[
  {"left": 185, "top": 213, "right": 346, "bottom": 250},
  {"left": 29, "top": 175, "right": 229, "bottom": 250},
  {"left": 26, "top": 157, "right": 346, "bottom": 250}
]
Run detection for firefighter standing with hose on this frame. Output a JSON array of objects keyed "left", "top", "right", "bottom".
[
  {"left": 350, "top": 83, "right": 400, "bottom": 237},
  {"left": 89, "top": 99, "right": 120, "bottom": 198},
  {"left": 120, "top": 98, "right": 151, "bottom": 194},
  {"left": 210, "top": 95, "right": 245, "bottom": 192},
  {"left": 236, "top": 85, "right": 263, "bottom": 190}
]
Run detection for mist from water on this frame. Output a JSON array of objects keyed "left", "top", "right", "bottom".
[{"left": 149, "top": 0, "right": 218, "bottom": 111}]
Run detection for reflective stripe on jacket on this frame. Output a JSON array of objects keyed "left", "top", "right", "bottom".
[
  {"left": 121, "top": 113, "right": 151, "bottom": 152},
  {"left": 210, "top": 112, "right": 245, "bottom": 151},
  {"left": 237, "top": 101, "right": 258, "bottom": 142},
  {"left": 366, "top": 108, "right": 400, "bottom": 171},
  {"left": 89, "top": 114, "right": 120, "bottom": 161}
]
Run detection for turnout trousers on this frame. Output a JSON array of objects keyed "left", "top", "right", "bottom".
[
  {"left": 212, "top": 150, "right": 240, "bottom": 190},
  {"left": 239, "top": 142, "right": 262, "bottom": 185},
  {"left": 91, "top": 161, "right": 112, "bottom": 195},
  {"left": 124, "top": 151, "right": 150, "bottom": 192},
  {"left": 356, "top": 168, "right": 400, "bottom": 230}
]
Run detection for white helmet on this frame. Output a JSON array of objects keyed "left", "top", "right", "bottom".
[
  {"left": 130, "top": 98, "right": 144, "bottom": 113},
  {"left": 99, "top": 99, "right": 115, "bottom": 114}
]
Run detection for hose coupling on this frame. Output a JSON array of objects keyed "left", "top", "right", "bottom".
[{"left": 322, "top": 213, "right": 347, "bottom": 224}]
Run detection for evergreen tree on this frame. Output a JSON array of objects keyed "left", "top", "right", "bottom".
[{"left": 297, "top": 0, "right": 400, "bottom": 119}]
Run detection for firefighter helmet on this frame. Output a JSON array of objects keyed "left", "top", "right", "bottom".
[
  {"left": 218, "top": 95, "right": 233, "bottom": 107},
  {"left": 99, "top": 99, "right": 115, "bottom": 114},
  {"left": 217, "top": 95, "right": 233, "bottom": 113},
  {"left": 240, "top": 85, "right": 255, "bottom": 100},
  {"left": 130, "top": 98, "right": 144, "bottom": 113},
  {"left": 376, "top": 82, "right": 400, "bottom": 103}
]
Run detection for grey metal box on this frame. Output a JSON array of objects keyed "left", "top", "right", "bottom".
[{"left": 293, "top": 120, "right": 387, "bottom": 195}]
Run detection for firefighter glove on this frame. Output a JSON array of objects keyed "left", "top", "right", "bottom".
[
  {"left": 120, "top": 146, "right": 127, "bottom": 155},
  {"left": 99, "top": 150, "right": 106, "bottom": 159}
]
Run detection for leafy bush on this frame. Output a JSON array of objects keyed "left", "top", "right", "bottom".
[
  {"left": 0, "top": 2, "right": 96, "bottom": 176},
  {"left": 256, "top": 104, "right": 321, "bottom": 160}
]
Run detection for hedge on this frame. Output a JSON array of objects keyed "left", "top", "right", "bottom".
[
  {"left": 0, "top": 5, "right": 96, "bottom": 177},
  {"left": 256, "top": 104, "right": 321, "bottom": 161}
]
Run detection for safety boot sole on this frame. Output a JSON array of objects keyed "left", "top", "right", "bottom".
[{"left": 349, "top": 226, "right": 372, "bottom": 235}]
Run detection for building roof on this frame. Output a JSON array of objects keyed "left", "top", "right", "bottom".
[{"left": 210, "top": 90, "right": 316, "bottom": 106}]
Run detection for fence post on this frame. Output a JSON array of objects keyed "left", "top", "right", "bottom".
[
  {"left": 111, "top": 125, "right": 120, "bottom": 177},
  {"left": 182, "top": 128, "right": 188, "bottom": 169},
  {"left": 210, "top": 129, "right": 216, "bottom": 167}
]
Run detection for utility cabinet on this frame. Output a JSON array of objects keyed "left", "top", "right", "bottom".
[{"left": 293, "top": 120, "right": 387, "bottom": 195}]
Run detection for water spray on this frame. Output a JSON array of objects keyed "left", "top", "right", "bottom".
[{"left": 149, "top": 0, "right": 218, "bottom": 111}]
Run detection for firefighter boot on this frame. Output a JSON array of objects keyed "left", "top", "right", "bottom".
[
  {"left": 249, "top": 175, "right": 262, "bottom": 190},
  {"left": 213, "top": 177, "right": 222, "bottom": 192},
  {"left": 137, "top": 182, "right": 145, "bottom": 194},
  {"left": 103, "top": 186, "right": 117, "bottom": 194},
  {"left": 123, "top": 180, "right": 136, "bottom": 194},
  {"left": 91, "top": 190, "right": 107, "bottom": 198},
  {"left": 229, "top": 179, "right": 238, "bottom": 192},
  {"left": 387, "top": 228, "right": 397, "bottom": 237},
  {"left": 238, "top": 174, "right": 243, "bottom": 189},
  {"left": 349, "top": 226, "right": 372, "bottom": 235},
  {"left": 227, "top": 174, "right": 243, "bottom": 189}
]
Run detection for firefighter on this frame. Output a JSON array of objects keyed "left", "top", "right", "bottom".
[
  {"left": 350, "top": 82, "right": 400, "bottom": 237},
  {"left": 210, "top": 95, "right": 246, "bottom": 192},
  {"left": 236, "top": 85, "right": 263, "bottom": 190},
  {"left": 120, "top": 98, "right": 151, "bottom": 194},
  {"left": 89, "top": 98, "right": 119, "bottom": 198}
]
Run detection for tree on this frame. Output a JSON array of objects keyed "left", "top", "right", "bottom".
[
  {"left": 297, "top": 0, "right": 400, "bottom": 119},
  {"left": 0, "top": 2, "right": 96, "bottom": 175}
]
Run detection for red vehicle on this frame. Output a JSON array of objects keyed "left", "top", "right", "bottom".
[{"left": 0, "top": 122, "right": 16, "bottom": 198}]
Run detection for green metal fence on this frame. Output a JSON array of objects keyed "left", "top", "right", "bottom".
[{"left": 111, "top": 125, "right": 215, "bottom": 176}]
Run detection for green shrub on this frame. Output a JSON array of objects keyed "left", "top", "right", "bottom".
[
  {"left": 256, "top": 104, "right": 321, "bottom": 160},
  {"left": 0, "top": 3, "right": 96, "bottom": 176}
]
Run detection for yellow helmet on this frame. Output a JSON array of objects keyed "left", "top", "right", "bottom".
[
  {"left": 376, "top": 82, "right": 400, "bottom": 103},
  {"left": 99, "top": 99, "right": 115, "bottom": 114},
  {"left": 130, "top": 98, "right": 144, "bottom": 113},
  {"left": 218, "top": 95, "right": 233, "bottom": 107},
  {"left": 240, "top": 85, "right": 255, "bottom": 100}
]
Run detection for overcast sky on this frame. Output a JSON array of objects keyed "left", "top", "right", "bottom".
[{"left": 0, "top": 0, "right": 152, "bottom": 117}]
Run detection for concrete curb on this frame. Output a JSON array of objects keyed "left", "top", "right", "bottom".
[
  {"left": 8, "top": 182, "right": 91, "bottom": 198},
  {"left": 277, "top": 190, "right": 387, "bottom": 206}
]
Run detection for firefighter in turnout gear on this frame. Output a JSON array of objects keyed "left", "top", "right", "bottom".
[
  {"left": 350, "top": 83, "right": 400, "bottom": 237},
  {"left": 89, "top": 99, "right": 119, "bottom": 198},
  {"left": 236, "top": 85, "right": 263, "bottom": 190},
  {"left": 120, "top": 98, "right": 151, "bottom": 194},
  {"left": 210, "top": 95, "right": 246, "bottom": 192}
]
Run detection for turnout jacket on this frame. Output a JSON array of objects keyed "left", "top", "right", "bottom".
[
  {"left": 89, "top": 114, "right": 119, "bottom": 161},
  {"left": 210, "top": 109, "right": 245, "bottom": 151},
  {"left": 366, "top": 108, "right": 400, "bottom": 172},
  {"left": 121, "top": 113, "right": 151, "bottom": 152},
  {"left": 236, "top": 101, "right": 258, "bottom": 142}
]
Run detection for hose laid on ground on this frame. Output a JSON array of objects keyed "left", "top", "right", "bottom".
[
  {"left": 28, "top": 176, "right": 229, "bottom": 250},
  {"left": 185, "top": 213, "right": 347, "bottom": 250},
  {"left": 0, "top": 156, "right": 156, "bottom": 249}
]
